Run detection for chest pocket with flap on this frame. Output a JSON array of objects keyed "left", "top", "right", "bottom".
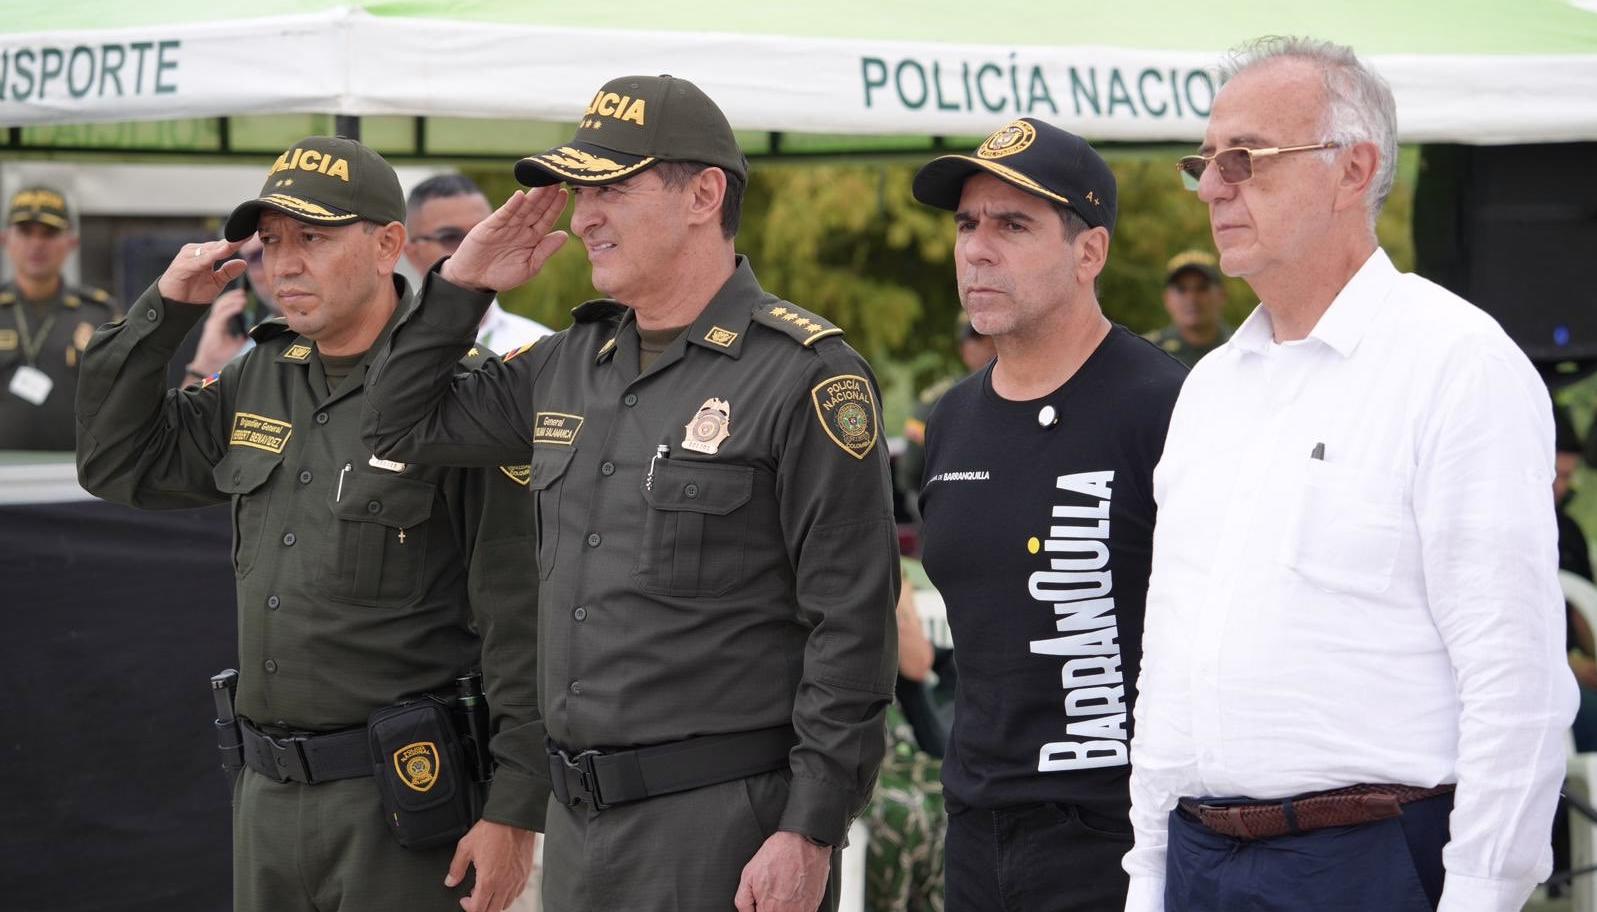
[
  {"left": 528, "top": 447, "right": 575, "bottom": 581},
  {"left": 323, "top": 471, "right": 436, "bottom": 607},
  {"left": 213, "top": 449, "right": 284, "bottom": 579},
  {"left": 635, "top": 458, "right": 754, "bottom": 597}
]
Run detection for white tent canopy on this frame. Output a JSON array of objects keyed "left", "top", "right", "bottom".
[{"left": 4, "top": 1, "right": 1597, "bottom": 145}]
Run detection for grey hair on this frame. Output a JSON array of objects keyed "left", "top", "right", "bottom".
[{"left": 1223, "top": 36, "right": 1398, "bottom": 227}]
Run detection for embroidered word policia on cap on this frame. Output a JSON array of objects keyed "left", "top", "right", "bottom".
[
  {"left": 269, "top": 147, "right": 352, "bottom": 182},
  {"left": 582, "top": 89, "right": 647, "bottom": 126}
]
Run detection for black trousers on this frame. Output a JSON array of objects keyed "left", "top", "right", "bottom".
[
  {"left": 1166, "top": 792, "right": 1454, "bottom": 912},
  {"left": 944, "top": 802, "right": 1132, "bottom": 912}
]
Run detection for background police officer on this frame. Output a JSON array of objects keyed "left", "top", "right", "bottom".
[
  {"left": 362, "top": 75, "right": 898, "bottom": 912},
  {"left": 1142, "top": 249, "right": 1230, "bottom": 368},
  {"left": 1, "top": 185, "right": 119, "bottom": 450},
  {"left": 75, "top": 137, "right": 541, "bottom": 912}
]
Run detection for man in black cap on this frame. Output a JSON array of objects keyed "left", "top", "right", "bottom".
[
  {"left": 75, "top": 136, "right": 542, "bottom": 912},
  {"left": 1, "top": 185, "right": 120, "bottom": 450},
  {"left": 908, "top": 117, "right": 1186, "bottom": 911},
  {"left": 1142, "top": 249, "right": 1231, "bottom": 368},
  {"left": 360, "top": 74, "right": 897, "bottom": 912}
]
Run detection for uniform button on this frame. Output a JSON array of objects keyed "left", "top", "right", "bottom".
[
  {"left": 367, "top": 500, "right": 382, "bottom": 514},
  {"left": 684, "top": 483, "right": 699, "bottom": 498},
  {"left": 600, "top": 461, "right": 615, "bottom": 476},
  {"left": 145, "top": 309, "right": 158, "bottom": 321},
  {"left": 263, "top": 659, "right": 278, "bottom": 674},
  {"left": 569, "top": 681, "right": 583, "bottom": 695},
  {"left": 298, "top": 470, "right": 313, "bottom": 485},
  {"left": 623, "top": 393, "right": 638, "bottom": 407},
  {"left": 586, "top": 532, "right": 601, "bottom": 548},
  {"left": 282, "top": 532, "right": 296, "bottom": 546},
  {"left": 231, "top": 469, "right": 243, "bottom": 485},
  {"left": 573, "top": 606, "right": 588, "bottom": 621},
  {"left": 315, "top": 412, "right": 329, "bottom": 425},
  {"left": 266, "top": 595, "right": 281, "bottom": 610}
]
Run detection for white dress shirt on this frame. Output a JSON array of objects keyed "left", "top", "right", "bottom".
[
  {"left": 477, "top": 300, "right": 552, "bottom": 354},
  {"left": 1125, "top": 248, "right": 1576, "bottom": 912}
]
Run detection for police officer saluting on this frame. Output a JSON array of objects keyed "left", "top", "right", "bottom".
[
  {"left": 76, "top": 137, "right": 542, "bottom": 912},
  {"left": 1, "top": 186, "right": 119, "bottom": 450},
  {"left": 361, "top": 75, "right": 899, "bottom": 911}
]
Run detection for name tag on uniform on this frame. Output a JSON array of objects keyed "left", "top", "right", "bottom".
[
  {"left": 369, "top": 454, "right": 407, "bottom": 473},
  {"left": 9, "top": 365, "right": 53, "bottom": 406}
]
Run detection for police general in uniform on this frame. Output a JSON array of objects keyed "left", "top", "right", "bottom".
[
  {"left": 360, "top": 75, "right": 899, "bottom": 912},
  {"left": 75, "top": 137, "right": 542, "bottom": 912},
  {"left": 1, "top": 185, "right": 120, "bottom": 450}
]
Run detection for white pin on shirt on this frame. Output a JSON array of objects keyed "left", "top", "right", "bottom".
[
  {"left": 1038, "top": 405, "right": 1059, "bottom": 428},
  {"left": 9, "top": 365, "right": 53, "bottom": 405}
]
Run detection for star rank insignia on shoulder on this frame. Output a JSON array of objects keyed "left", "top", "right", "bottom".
[{"left": 751, "top": 301, "right": 844, "bottom": 348}]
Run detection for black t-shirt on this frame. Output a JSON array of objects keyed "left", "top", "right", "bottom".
[{"left": 919, "top": 325, "right": 1185, "bottom": 814}]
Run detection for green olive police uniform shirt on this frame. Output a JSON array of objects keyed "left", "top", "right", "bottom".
[
  {"left": 362, "top": 256, "right": 899, "bottom": 848},
  {"left": 0, "top": 280, "right": 120, "bottom": 450},
  {"left": 74, "top": 276, "right": 545, "bottom": 830}
]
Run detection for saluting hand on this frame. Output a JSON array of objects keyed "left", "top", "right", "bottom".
[
  {"left": 441, "top": 186, "right": 569, "bottom": 294},
  {"left": 157, "top": 239, "right": 248, "bottom": 305}
]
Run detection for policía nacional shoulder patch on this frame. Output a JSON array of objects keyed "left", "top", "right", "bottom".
[{"left": 810, "top": 374, "right": 878, "bottom": 460}]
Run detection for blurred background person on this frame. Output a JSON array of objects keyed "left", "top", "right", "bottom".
[
  {"left": 1142, "top": 249, "right": 1230, "bottom": 368},
  {"left": 0, "top": 185, "right": 120, "bottom": 451},
  {"left": 898, "top": 314, "right": 994, "bottom": 522},
  {"left": 402, "top": 172, "right": 550, "bottom": 354}
]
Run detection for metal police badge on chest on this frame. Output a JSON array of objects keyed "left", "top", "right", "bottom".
[{"left": 682, "top": 398, "right": 732, "bottom": 454}]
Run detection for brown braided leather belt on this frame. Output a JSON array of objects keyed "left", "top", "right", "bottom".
[{"left": 1178, "top": 783, "right": 1455, "bottom": 841}]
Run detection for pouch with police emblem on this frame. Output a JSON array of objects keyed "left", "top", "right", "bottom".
[{"left": 368, "top": 698, "right": 481, "bottom": 849}]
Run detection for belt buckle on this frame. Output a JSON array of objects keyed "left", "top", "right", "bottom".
[
  {"left": 556, "top": 749, "right": 609, "bottom": 811},
  {"left": 262, "top": 732, "right": 314, "bottom": 784}
]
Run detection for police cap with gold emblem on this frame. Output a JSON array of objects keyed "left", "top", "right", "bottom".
[
  {"left": 224, "top": 136, "right": 406, "bottom": 241},
  {"left": 514, "top": 74, "right": 748, "bottom": 187},
  {"left": 8, "top": 186, "right": 73, "bottom": 231},
  {"left": 1165, "top": 249, "right": 1221, "bottom": 285},
  {"left": 911, "top": 117, "right": 1117, "bottom": 234}
]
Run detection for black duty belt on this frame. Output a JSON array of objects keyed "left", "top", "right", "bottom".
[
  {"left": 548, "top": 725, "right": 796, "bottom": 811},
  {"left": 240, "top": 717, "right": 371, "bottom": 784}
]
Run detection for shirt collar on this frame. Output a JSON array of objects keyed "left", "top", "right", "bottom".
[
  {"left": 683, "top": 255, "right": 761, "bottom": 359},
  {"left": 1230, "top": 247, "right": 1397, "bottom": 358}
]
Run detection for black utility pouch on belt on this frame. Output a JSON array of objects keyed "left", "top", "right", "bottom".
[{"left": 368, "top": 698, "right": 482, "bottom": 849}]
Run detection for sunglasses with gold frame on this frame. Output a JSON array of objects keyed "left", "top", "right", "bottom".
[{"left": 1177, "top": 142, "right": 1340, "bottom": 191}]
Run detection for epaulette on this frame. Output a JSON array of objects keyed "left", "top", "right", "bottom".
[
  {"left": 749, "top": 300, "right": 844, "bottom": 348},
  {"left": 459, "top": 344, "right": 493, "bottom": 370},
  {"left": 81, "top": 286, "right": 112, "bottom": 305},
  {"left": 571, "top": 298, "right": 626, "bottom": 324},
  {"left": 0, "top": 288, "right": 14, "bottom": 305},
  {"left": 249, "top": 316, "right": 294, "bottom": 343}
]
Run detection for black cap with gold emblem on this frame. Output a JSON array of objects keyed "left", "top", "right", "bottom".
[
  {"left": 223, "top": 136, "right": 406, "bottom": 241},
  {"left": 911, "top": 117, "right": 1118, "bottom": 235},
  {"left": 7, "top": 186, "right": 73, "bottom": 230},
  {"left": 514, "top": 75, "right": 748, "bottom": 187}
]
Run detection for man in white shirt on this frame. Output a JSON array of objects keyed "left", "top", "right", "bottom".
[
  {"left": 403, "top": 173, "right": 553, "bottom": 353},
  {"left": 1125, "top": 36, "right": 1576, "bottom": 912}
]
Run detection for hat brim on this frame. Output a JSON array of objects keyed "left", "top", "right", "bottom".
[
  {"left": 514, "top": 140, "right": 658, "bottom": 187},
  {"left": 224, "top": 194, "right": 363, "bottom": 242},
  {"left": 1166, "top": 264, "right": 1221, "bottom": 285},
  {"left": 9, "top": 211, "right": 70, "bottom": 230},
  {"left": 912, "top": 155, "right": 1079, "bottom": 213}
]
